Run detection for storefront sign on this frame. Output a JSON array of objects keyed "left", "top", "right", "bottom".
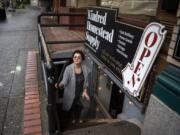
[
  {"left": 122, "top": 23, "right": 167, "bottom": 97},
  {"left": 85, "top": 7, "right": 143, "bottom": 79},
  {"left": 85, "top": 7, "right": 167, "bottom": 97},
  {"left": 173, "top": 29, "right": 180, "bottom": 60}
]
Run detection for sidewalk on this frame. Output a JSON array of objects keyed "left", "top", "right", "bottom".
[{"left": 0, "top": 4, "right": 47, "bottom": 135}]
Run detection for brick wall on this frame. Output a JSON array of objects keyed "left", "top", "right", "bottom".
[{"left": 58, "top": 7, "right": 86, "bottom": 31}]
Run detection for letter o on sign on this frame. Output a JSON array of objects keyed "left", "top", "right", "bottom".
[{"left": 145, "top": 32, "right": 158, "bottom": 48}]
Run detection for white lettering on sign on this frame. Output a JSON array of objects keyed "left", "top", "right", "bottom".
[
  {"left": 122, "top": 22, "right": 167, "bottom": 97},
  {"left": 86, "top": 9, "right": 115, "bottom": 52},
  {"left": 88, "top": 10, "right": 107, "bottom": 25},
  {"left": 86, "top": 31, "right": 100, "bottom": 52},
  {"left": 87, "top": 21, "right": 114, "bottom": 43}
]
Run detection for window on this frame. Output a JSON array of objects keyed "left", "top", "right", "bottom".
[{"left": 101, "top": 0, "right": 158, "bottom": 16}]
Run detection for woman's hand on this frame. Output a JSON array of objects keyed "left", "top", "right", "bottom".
[
  {"left": 54, "top": 83, "right": 64, "bottom": 89},
  {"left": 82, "top": 90, "right": 90, "bottom": 101},
  {"left": 59, "top": 83, "right": 64, "bottom": 89},
  {"left": 55, "top": 83, "right": 58, "bottom": 88}
]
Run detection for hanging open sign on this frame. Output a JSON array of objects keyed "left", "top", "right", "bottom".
[{"left": 122, "top": 23, "right": 167, "bottom": 97}]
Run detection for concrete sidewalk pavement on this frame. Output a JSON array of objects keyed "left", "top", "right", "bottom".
[{"left": 0, "top": 4, "right": 47, "bottom": 135}]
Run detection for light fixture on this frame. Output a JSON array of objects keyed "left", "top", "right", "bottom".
[
  {"left": 99, "top": 75, "right": 103, "bottom": 80},
  {"left": 96, "top": 107, "right": 99, "bottom": 112},
  {"left": 128, "top": 101, "right": 133, "bottom": 105},
  {"left": 119, "top": 90, "right": 122, "bottom": 94},
  {"left": 98, "top": 87, "right": 102, "bottom": 91}
]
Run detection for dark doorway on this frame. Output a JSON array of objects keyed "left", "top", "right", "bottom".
[{"left": 109, "top": 84, "right": 124, "bottom": 118}]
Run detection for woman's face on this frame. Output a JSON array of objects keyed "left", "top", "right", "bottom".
[{"left": 73, "top": 53, "right": 82, "bottom": 65}]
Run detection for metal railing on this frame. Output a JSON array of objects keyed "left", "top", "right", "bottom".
[
  {"left": 37, "top": 12, "right": 86, "bottom": 135},
  {"left": 38, "top": 12, "right": 86, "bottom": 24}
]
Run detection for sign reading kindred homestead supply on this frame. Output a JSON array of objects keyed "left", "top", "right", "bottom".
[
  {"left": 85, "top": 7, "right": 143, "bottom": 77},
  {"left": 85, "top": 7, "right": 167, "bottom": 97}
]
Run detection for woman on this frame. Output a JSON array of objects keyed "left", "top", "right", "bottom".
[{"left": 58, "top": 50, "right": 90, "bottom": 123}]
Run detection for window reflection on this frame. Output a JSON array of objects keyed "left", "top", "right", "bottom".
[
  {"left": 101, "top": 0, "right": 158, "bottom": 16},
  {"left": 96, "top": 70, "right": 112, "bottom": 111}
]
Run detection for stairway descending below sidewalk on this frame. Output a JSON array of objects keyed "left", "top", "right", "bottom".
[
  {"left": 62, "top": 120, "right": 141, "bottom": 135},
  {"left": 65, "top": 118, "right": 119, "bottom": 131}
]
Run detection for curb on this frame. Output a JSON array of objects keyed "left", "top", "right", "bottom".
[{"left": 23, "top": 51, "right": 42, "bottom": 135}]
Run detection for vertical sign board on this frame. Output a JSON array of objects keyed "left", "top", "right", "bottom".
[
  {"left": 173, "top": 29, "right": 180, "bottom": 60},
  {"left": 85, "top": 6, "right": 167, "bottom": 97},
  {"left": 122, "top": 23, "right": 166, "bottom": 96}
]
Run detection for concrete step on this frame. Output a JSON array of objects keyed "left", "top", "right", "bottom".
[
  {"left": 63, "top": 120, "right": 141, "bottom": 135},
  {"left": 66, "top": 118, "right": 120, "bottom": 131}
]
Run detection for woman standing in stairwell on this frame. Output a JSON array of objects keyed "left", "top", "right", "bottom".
[{"left": 57, "top": 50, "right": 90, "bottom": 123}]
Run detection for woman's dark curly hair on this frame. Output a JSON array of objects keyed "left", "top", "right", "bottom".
[{"left": 72, "top": 50, "right": 85, "bottom": 60}]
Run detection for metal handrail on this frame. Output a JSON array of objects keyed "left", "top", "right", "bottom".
[
  {"left": 39, "top": 12, "right": 86, "bottom": 17},
  {"left": 40, "top": 24, "right": 85, "bottom": 27},
  {"left": 38, "top": 12, "right": 86, "bottom": 50},
  {"left": 46, "top": 40, "right": 85, "bottom": 45},
  {"left": 38, "top": 12, "right": 87, "bottom": 25},
  {"left": 38, "top": 24, "right": 51, "bottom": 66}
]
